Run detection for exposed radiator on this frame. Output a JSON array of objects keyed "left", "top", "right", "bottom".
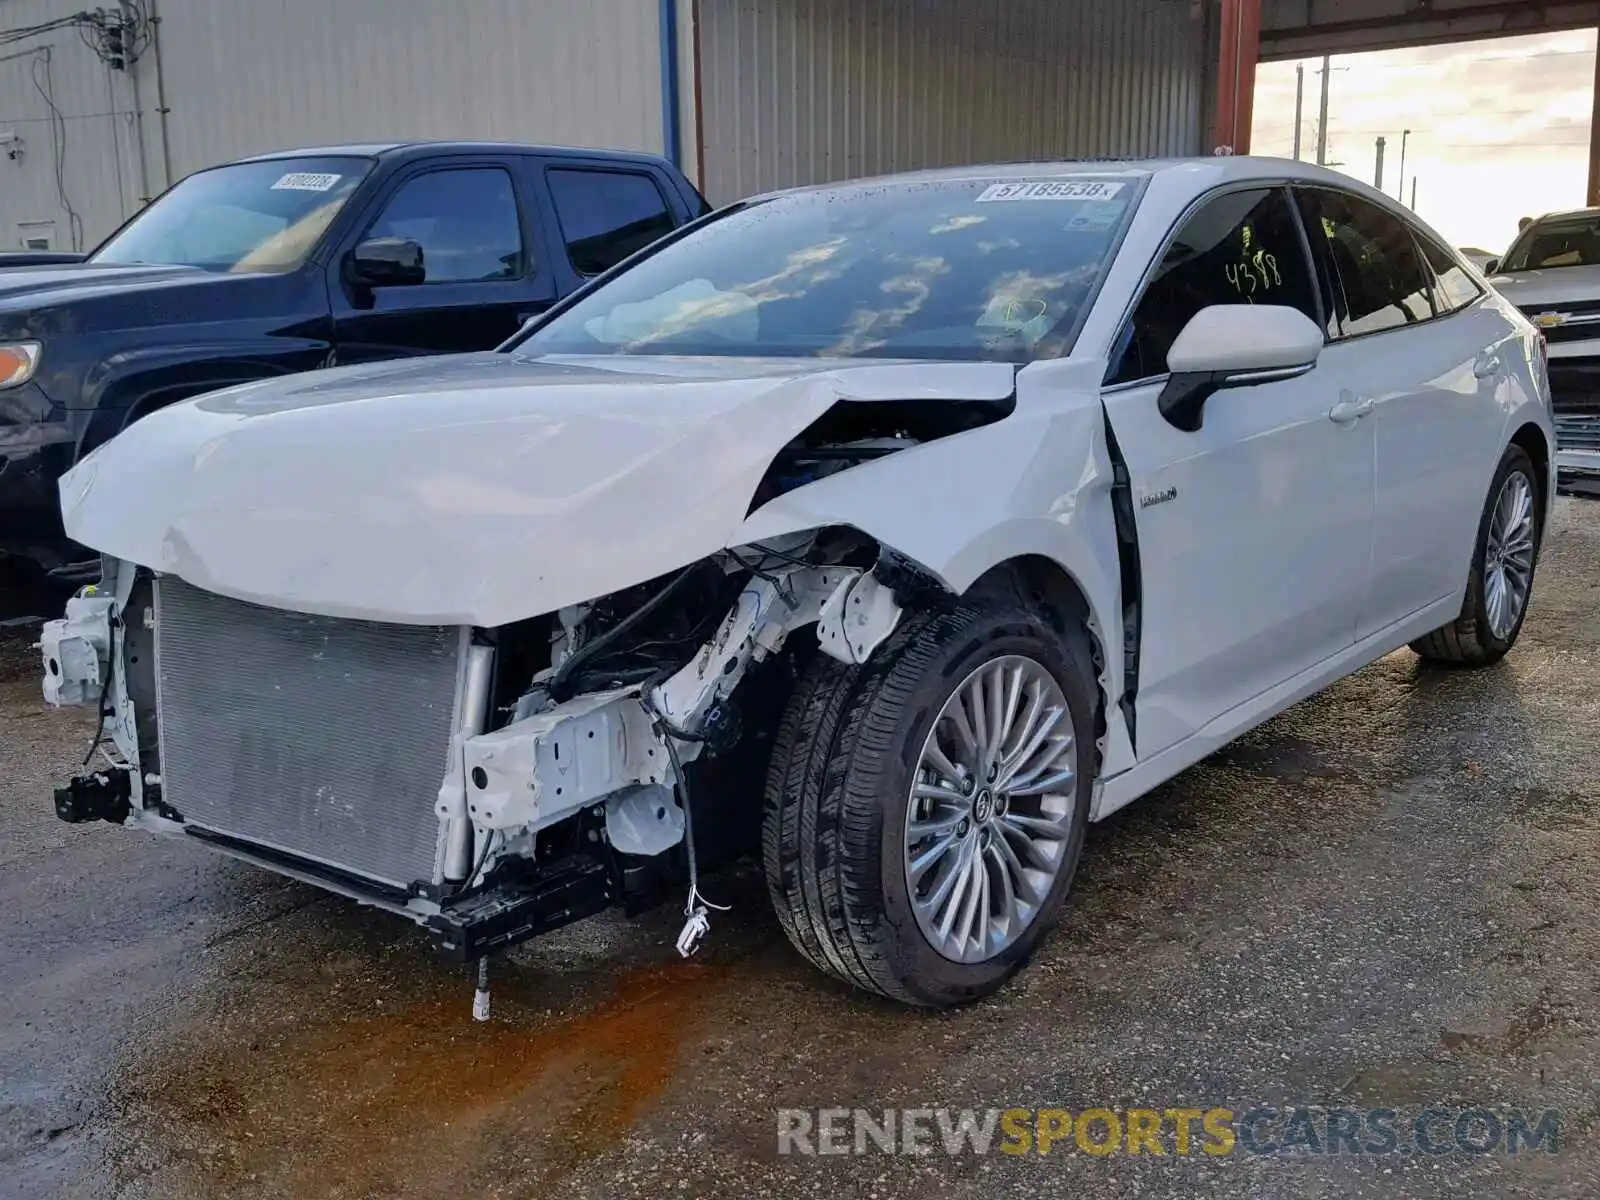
[{"left": 154, "top": 577, "right": 464, "bottom": 890}]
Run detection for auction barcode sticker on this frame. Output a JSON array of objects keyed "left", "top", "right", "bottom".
[
  {"left": 976, "top": 180, "right": 1126, "bottom": 203},
  {"left": 271, "top": 172, "right": 343, "bottom": 192}
]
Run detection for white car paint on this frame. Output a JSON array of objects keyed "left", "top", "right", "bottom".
[
  {"left": 1164, "top": 303, "right": 1324, "bottom": 375},
  {"left": 53, "top": 156, "right": 1554, "bottom": 842},
  {"left": 1101, "top": 331, "right": 1376, "bottom": 761},
  {"left": 59, "top": 354, "right": 1016, "bottom": 627}
]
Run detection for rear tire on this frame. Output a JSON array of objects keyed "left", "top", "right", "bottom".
[
  {"left": 1410, "top": 444, "right": 1541, "bottom": 666},
  {"left": 761, "top": 588, "right": 1096, "bottom": 1007}
]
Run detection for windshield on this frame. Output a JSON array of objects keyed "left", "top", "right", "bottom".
[
  {"left": 92, "top": 157, "right": 372, "bottom": 273},
  {"left": 1502, "top": 216, "right": 1600, "bottom": 272},
  {"left": 512, "top": 177, "right": 1139, "bottom": 362}
]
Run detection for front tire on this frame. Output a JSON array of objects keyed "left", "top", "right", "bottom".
[
  {"left": 762, "top": 590, "right": 1095, "bottom": 1007},
  {"left": 1410, "top": 444, "right": 1542, "bottom": 666}
]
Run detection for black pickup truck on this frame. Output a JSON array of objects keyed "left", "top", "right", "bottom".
[{"left": 0, "top": 140, "right": 708, "bottom": 578}]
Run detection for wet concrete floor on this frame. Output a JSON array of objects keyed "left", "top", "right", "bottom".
[{"left": 3, "top": 501, "right": 1598, "bottom": 1199}]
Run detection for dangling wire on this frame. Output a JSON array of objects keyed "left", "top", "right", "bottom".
[{"left": 659, "top": 725, "right": 729, "bottom": 957}]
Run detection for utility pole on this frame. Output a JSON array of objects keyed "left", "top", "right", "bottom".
[
  {"left": 1397, "top": 129, "right": 1410, "bottom": 201},
  {"left": 1315, "top": 54, "right": 1333, "bottom": 166},
  {"left": 1375, "top": 136, "right": 1386, "bottom": 190},
  {"left": 1293, "top": 63, "right": 1305, "bottom": 160},
  {"left": 1411, "top": 177, "right": 1418, "bottom": 211}
]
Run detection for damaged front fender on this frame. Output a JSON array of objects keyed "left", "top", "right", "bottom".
[{"left": 734, "top": 356, "right": 1133, "bottom": 778}]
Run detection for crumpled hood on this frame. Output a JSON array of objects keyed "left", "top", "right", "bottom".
[
  {"left": 61, "top": 352, "right": 1016, "bottom": 625},
  {"left": 1490, "top": 265, "right": 1600, "bottom": 312}
]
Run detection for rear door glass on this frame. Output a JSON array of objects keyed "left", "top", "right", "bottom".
[
  {"left": 547, "top": 168, "right": 677, "bottom": 276},
  {"left": 1295, "top": 189, "right": 1436, "bottom": 337}
]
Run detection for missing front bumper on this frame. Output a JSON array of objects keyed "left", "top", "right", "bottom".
[{"left": 1556, "top": 448, "right": 1600, "bottom": 498}]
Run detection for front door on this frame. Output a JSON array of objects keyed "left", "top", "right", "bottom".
[
  {"left": 1101, "top": 186, "right": 1376, "bottom": 760},
  {"left": 330, "top": 160, "right": 555, "bottom": 363}
]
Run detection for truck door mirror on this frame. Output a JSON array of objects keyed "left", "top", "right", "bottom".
[{"left": 347, "top": 237, "right": 425, "bottom": 288}]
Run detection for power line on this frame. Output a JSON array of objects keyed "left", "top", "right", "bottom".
[
  {"left": 1436, "top": 139, "right": 1590, "bottom": 148},
  {"left": 1258, "top": 107, "right": 1596, "bottom": 128},
  {"left": 0, "top": 108, "right": 139, "bottom": 124},
  {"left": 1275, "top": 48, "right": 1595, "bottom": 71}
]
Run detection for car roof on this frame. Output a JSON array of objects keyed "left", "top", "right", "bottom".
[
  {"left": 233, "top": 140, "right": 671, "bottom": 167},
  {"left": 1523, "top": 207, "right": 1600, "bottom": 224},
  {"left": 745, "top": 155, "right": 1395, "bottom": 202}
]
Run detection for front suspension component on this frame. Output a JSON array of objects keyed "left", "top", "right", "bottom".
[{"left": 54, "top": 771, "right": 132, "bottom": 825}]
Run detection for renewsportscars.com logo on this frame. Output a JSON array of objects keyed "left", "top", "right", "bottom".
[{"left": 777, "top": 1106, "right": 1561, "bottom": 1158}]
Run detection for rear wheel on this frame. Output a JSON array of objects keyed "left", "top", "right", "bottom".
[
  {"left": 762, "top": 592, "right": 1095, "bottom": 1007},
  {"left": 1410, "top": 444, "right": 1541, "bottom": 666}
]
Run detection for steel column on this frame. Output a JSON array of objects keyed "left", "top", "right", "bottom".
[
  {"left": 1212, "top": 0, "right": 1262, "bottom": 155},
  {"left": 1589, "top": 26, "right": 1600, "bottom": 207}
]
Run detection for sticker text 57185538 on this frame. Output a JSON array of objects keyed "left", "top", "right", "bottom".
[
  {"left": 271, "top": 172, "right": 343, "bottom": 193},
  {"left": 976, "top": 180, "right": 1127, "bottom": 204}
]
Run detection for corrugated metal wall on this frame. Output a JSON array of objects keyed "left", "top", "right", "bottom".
[
  {"left": 0, "top": 0, "right": 666, "bottom": 248},
  {"left": 3, "top": 0, "right": 1210, "bottom": 246},
  {"left": 694, "top": 0, "right": 1209, "bottom": 204},
  {"left": 153, "top": 0, "right": 664, "bottom": 180},
  {"left": 0, "top": 0, "right": 143, "bottom": 250}
]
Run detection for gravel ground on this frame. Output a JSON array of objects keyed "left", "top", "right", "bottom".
[{"left": 2, "top": 501, "right": 1597, "bottom": 1200}]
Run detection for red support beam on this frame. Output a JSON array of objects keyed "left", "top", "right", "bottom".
[
  {"left": 1589, "top": 24, "right": 1600, "bottom": 207},
  {"left": 1213, "top": 0, "right": 1263, "bottom": 156}
]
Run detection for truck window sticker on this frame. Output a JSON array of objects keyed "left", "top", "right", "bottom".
[{"left": 271, "top": 172, "right": 343, "bottom": 193}]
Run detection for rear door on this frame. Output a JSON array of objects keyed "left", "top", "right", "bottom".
[
  {"left": 1295, "top": 188, "right": 1508, "bottom": 636},
  {"left": 329, "top": 156, "right": 556, "bottom": 362},
  {"left": 534, "top": 158, "right": 685, "bottom": 295},
  {"left": 1101, "top": 185, "right": 1375, "bottom": 759}
]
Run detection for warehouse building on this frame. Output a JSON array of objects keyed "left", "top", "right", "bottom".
[{"left": 0, "top": 0, "right": 1593, "bottom": 251}]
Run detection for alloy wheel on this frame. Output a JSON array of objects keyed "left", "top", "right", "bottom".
[
  {"left": 902, "top": 654, "right": 1078, "bottom": 964},
  {"left": 1483, "top": 470, "right": 1536, "bottom": 640}
]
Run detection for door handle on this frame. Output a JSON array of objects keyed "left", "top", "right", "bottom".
[
  {"left": 1327, "top": 395, "right": 1375, "bottom": 424},
  {"left": 1474, "top": 352, "right": 1503, "bottom": 379}
]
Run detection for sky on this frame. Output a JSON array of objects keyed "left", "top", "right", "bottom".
[{"left": 1251, "top": 29, "right": 1596, "bottom": 256}]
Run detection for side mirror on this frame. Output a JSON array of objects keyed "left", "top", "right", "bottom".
[
  {"left": 1158, "top": 304, "right": 1325, "bottom": 432},
  {"left": 346, "top": 237, "right": 425, "bottom": 289},
  {"left": 1483, "top": 258, "right": 1500, "bottom": 275}
]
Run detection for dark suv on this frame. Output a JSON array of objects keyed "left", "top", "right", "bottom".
[{"left": 0, "top": 141, "right": 708, "bottom": 577}]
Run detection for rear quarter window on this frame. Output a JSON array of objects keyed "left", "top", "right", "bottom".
[{"left": 1417, "top": 235, "right": 1484, "bottom": 314}]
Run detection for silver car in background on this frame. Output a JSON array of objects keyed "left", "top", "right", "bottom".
[{"left": 1489, "top": 209, "right": 1600, "bottom": 495}]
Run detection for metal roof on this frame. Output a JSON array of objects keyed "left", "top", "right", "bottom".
[{"left": 1262, "top": 0, "right": 1600, "bottom": 60}]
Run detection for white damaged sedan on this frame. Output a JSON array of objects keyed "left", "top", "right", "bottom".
[{"left": 42, "top": 158, "right": 1553, "bottom": 1007}]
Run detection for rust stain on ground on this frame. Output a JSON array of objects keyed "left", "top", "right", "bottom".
[{"left": 117, "top": 960, "right": 726, "bottom": 1198}]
